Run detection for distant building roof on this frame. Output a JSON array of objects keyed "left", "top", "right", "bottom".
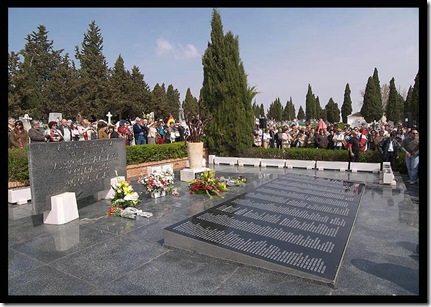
[{"left": 348, "top": 112, "right": 363, "bottom": 117}]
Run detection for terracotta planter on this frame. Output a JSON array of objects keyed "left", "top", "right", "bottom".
[{"left": 187, "top": 142, "right": 204, "bottom": 170}]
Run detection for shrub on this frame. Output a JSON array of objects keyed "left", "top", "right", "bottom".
[{"left": 8, "top": 147, "right": 30, "bottom": 184}]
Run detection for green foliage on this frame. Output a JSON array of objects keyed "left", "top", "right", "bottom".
[
  {"left": 8, "top": 148, "right": 30, "bottom": 184},
  {"left": 297, "top": 106, "right": 305, "bottom": 120},
  {"left": 325, "top": 98, "right": 340, "bottom": 124},
  {"left": 361, "top": 76, "right": 383, "bottom": 122},
  {"left": 341, "top": 83, "right": 352, "bottom": 123},
  {"left": 386, "top": 78, "right": 402, "bottom": 124},
  {"left": 201, "top": 8, "right": 255, "bottom": 157},
  {"left": 410, "top": 70, "right": 419, "bottom": 126},
  {"left": 182, "top": 88, "right": 199, "bottom": 115},
  {"left": 126, "top": 142, "right": 187, "bottom": 165},
  {"left": 267, "top": 98, "right": 283, "bottom": 121},
  {"left": 305, "top": 84, "right": 316, "bottom": 121}
]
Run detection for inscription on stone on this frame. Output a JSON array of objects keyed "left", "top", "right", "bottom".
[
  {"left": 28, "top": 139, "right": 126, "bottom": 214},
  {"left": 164, "top": 173, "right": 364, "bottom": 283}
]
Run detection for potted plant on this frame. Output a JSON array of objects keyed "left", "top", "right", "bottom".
[{"left": 184, "top": 98, "right": 213, "bottom": 170}]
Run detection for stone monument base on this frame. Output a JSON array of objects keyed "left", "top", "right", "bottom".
[
  {"left": 180, "top": 168, "right": 210, "bottom": 182},
  {"left": 43, "top": 192, "right": 79, "bottom": 225}
]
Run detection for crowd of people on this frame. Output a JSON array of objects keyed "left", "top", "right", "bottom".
[
  {"left": 253, "top": 120, "right": 419, "bottom": 185},
  {"left": 7, "top": 116, "right": 188, "bottom": 149}
]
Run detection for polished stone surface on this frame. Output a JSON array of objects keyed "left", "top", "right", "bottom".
[{"left": 7, "top": 165, "right": 422, "bottom": 303}]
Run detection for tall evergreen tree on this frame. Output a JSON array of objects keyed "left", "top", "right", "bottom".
[
  {"left": 325, "top": 98, "right": 339, "bottom": 124},
  {"left": 305, "top": 84, "right": 316, "bottom": 121},
  {"left": 267, "top": 98, "right": 283, "bottom": 121},
  {"left": 108, "top": 54, "right": 135, "bottom": 120},
  {"left": 17, "top": 25, "right": 64, "bottom": 119},
  {"left": 361, "top": 76, "right": 383, "bottom": 122},
  {"left": 385, "top": 78, "right": 401, "bottom": 124},
  {"left": 182, "top": 88, "right": 199, "bottom": 116},
  {"left": 372, "top": 67, "right": 383, "bottom": 112},
  {"left": 130, "top": 65, "right": 153, "bottom": 118},
  {"left": 152, "top": 83, "right": 168, "bottom": 121},
  {"left": 8, "top": 51, "right": 22, "bottom": 118},
  {"left": 259, "top": 104, "right": 265, "bottom": 117},
  {"left": 297, "top": 106, "right": 305, "bottom": 121},
  {"left": 201, "top": 9, "right": 254, "bottom": 156},
  {"left": 341, "top": 83, "right": 352, "bottom": 123},
  {"left": 74, "top": 20, "right": 110, "bottom": 120},
  {"left": 166, "top": 84, "right": 181, "bottom": 120},
  {"left": 403, "top": 85, "right": 413, "bottom": 126},
  {"left": 410, "top": 70, "right": 419, "bottom": 126}
]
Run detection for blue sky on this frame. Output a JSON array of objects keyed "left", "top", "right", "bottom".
[{"left": 8, "top": 7, "right": 419, "bottom": 115}]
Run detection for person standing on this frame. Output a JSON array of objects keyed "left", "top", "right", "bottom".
[
  {"left": 47, "top": 121, "right": 63, "bottom": 142},
  {"left": 8, "top": 117, "right": 16, "bottom": 148},
  {"left": 97, "top": 120, "right": 109, "bottom": 139},
  {"left": 58, "top": 118, "right": 72, "bottom": 141},
  {"left": 399, "top": 129, "right": 419, "bottom": 184},
  {"left": 378, "top": 131, "right": 400, "bottom": 171},
  {"left": 333, "top": 128, "right": 344, "bottom": 150},
  {"left": 29, "top": 120, "right": 48, "bottom": 143},
  {"left": 133, "top": 117, "right": 147, "bottom": 145},
  {"left": 347, "top": 130, "right": 360, "bottom": 162},
  {"left": 9, "top": 120, "right": 29, "bottom": 148}
]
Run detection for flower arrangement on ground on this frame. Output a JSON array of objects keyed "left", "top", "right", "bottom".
[
  {"left": 110, "top": 173, "right": 140, "bottom": 209},
  {"left": 138, "top": 170, "right": 175, "bottom": 196}
]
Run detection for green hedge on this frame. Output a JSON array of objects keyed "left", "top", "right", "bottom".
[
  {"left": 8, "top": 142, "right": 188, "bottom": 184},
  {"left": 7, "top": 142, "right": 407, "bottom": 184}
]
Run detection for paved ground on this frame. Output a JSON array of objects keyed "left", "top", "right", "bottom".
[{"left": 7, "top": 165, "right": 423, "bottom": 303}]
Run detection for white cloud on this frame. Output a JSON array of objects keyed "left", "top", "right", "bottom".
[{"left": 155, "top": 38, "right": 200, "bottom": 59}]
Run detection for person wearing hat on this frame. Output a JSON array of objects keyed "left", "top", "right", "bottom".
[
  {"left": 9, "top": 120, "right": 29, "bottom": 148},
  {"left": 8, "top": 117, "right": 16, "bottom": 148}
]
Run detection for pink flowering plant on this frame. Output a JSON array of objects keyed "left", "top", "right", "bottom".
[{"left": 138, "top": 170, "right": 175, "bottom": 195}]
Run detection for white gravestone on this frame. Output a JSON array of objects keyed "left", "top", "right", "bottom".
[
  {"left": 48, "top": 113, "right": 62, "bottom": 124},
  {"left": 106, "top": 112, "right": 113, "bottom": 125}
]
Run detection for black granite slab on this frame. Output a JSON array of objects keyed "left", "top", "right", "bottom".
[
  {"left": 27, "top": 139, "right": 126, "bottom": 214},
  {"left": 164, "top": 173, "right": 365, "bottom": 283}
]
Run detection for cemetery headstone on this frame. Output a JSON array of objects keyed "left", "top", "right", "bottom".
[
  {"left": 48, "top": 113, "right": 62, "bottom": 124},
  {"left": 19, "top": 114, "right": 32, "bottom": 132},
  {"left": 106, "top": 112, "right": 113, "bottom": 125},
  {"left": 27, "top": 138, "right": 127, "bottom": 215}
]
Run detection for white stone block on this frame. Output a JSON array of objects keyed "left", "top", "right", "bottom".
[
  {"left": 382, "top": 163, "right": 393, "bottom": 184},
  {"left": 180, "top": 168, "right": 210, "bottom": 182},
  {"left": 43, "top": 192, "right": 79, "bottom": 225},
  {"left": 8, "top": 187, "right": 32, "bottom": 204},
  {"left": 260, "top": 158, "right": 285, "bottom": 168},
  {"left": 237, "top": 158, "right": 261, "bottom": 167},
  {"left": 186, "top": 158, "right": 206, "bottom": 168},
  {"left": 147, "top": 165, "right": 162, "bottom": 173},
  {"left": 208, "top": 155, "right": 215, "bottom": 164},
  {"left": 213, "top": 157, "right": 238, "bottom": 166},
  {"left": 285, "top": 159, "right": 316, "bottom": 170},
  {"left": 349, "top": 162, "right": 380, "bottom": 173},
  {"left": 161, "top": 163, "right": 174, "bottom": 173},
  {"left": 316, "top": 161, "right": 349, "bottom": 172}
]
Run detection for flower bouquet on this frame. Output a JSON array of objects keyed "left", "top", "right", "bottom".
[
  {"left": 188, "top": 169, "right": 229, "bottom": 199},
  {"left": 138, "top": 170, "right": 175, "bottom": 198},
  {"left": 110, "top": 174, "right": 140, "bottom": 209}
]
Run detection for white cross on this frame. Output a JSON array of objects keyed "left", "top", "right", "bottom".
[
  {"left": 23, "top": 114, "right": 32, "bottom": 121},
  {"left": 106, "top": 112, "right": 113, "bottom": 125}
]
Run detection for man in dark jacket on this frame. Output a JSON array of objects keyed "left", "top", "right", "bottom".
[{"left": 378, "top": 131, "right": 400, "bottom": 171}]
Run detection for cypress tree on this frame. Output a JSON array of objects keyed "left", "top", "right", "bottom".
[
  {"left": 182, "top": 88, "right": 199, "bottom": 116},
  {"left": 410, "top": 70, "right": 419, "bottom": 126},
  {"left": 74, "top": 20, "right": 110, "bottom": 120},
  {"left": 166, "top": 85, "right": 181, "bottom": 120},
  {"left": 109, "top": 54, "right": 133, "bottom": 120},
  {"left": 201, "top": 9, "right": 254, "bottom": 156},
  {"left": 372, "top": 67, "right": 383, "bottom": 111},
  {"left": 386, "top": 78, "right": 401, "bottom": 124},
  {"left": 152, "top": 83, "right": 169, "bottom": 121},
  {"left": 305, "top": 84, "right": 316, "bottom": 121},
  {"left": 259, "top": 104, "right": 265, "bottom": 117},
  {"left": 268, "top": 98, "right": 283, "bottom": 121},
  {"left": 341, "top": 83, "right": 352, "bottom": 123},
  {"left": 361, "top": 76, "right": 383, "bottom": 122},
  {"left": 130, "top": 65, "right": 153, "bottom": 118},
  {"left": 325, "top": 98, "right": 340, "bottom": 124},
  {"left": 8, "top": 51, "right": 23, "bottom": 118},
  {"left": 297, "top": 106, "right": 305, "bottom": 121}
]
